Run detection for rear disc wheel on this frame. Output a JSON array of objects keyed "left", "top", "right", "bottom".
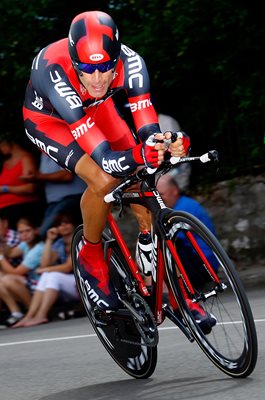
[{"left": 72, "top": 224, "right": 158, "bottom": 379}]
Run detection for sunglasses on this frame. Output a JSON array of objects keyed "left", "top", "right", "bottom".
[{"left": 75, "top": 59, "right": 116, "bottom": 74}]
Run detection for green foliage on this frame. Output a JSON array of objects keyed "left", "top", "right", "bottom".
[
  {"left": 1, "top": 0, "right": 264, "bottom": 180},
  {"left": 112, "top": 0, "right": 265, "bottom": 178}
]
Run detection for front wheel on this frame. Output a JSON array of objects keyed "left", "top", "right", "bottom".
[
  {"left": 71, "top": 224, "right": 157, "bottom": 379},
  {"left": 162, "top": 210, "right": 258, "bottom": 378}
]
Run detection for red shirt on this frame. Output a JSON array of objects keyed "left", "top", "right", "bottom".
[{"left": 0, "top": 159, "right": 39, "bottom": 208}]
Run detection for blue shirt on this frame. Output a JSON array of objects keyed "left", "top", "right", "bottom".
[
  {"left": 174, "top": 195, "right": 216, "bottom": 235},
  {"left": 173, "top": 195, "right": 218, "bottom": 271},
  {"left": 52, "top": 237, "right": 68, "bottom": 263},
  {"left": 18, "top": 241, "right": 45, "bottom": 281}
]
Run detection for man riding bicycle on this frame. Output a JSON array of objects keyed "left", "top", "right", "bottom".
[{"left": 23, "top": 10, "right": 215, "bottom": 332}]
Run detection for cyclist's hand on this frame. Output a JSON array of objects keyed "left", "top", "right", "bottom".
[
  {"left": 132, "top": 134, "right": 166, "bottom": 168},
  {"left": 165, "top": 131, "right": 191, "bottom": 158},
  {"left": 142, "top": 134, "right": 166, "bottom": 167}
]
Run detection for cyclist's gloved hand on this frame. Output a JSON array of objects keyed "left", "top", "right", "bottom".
[
  {"left": 142, "top": 135, "right": 161, "bottom": 168},
  {"left": 170, "top": 131, "right": 191, "bottom": 154},
  {"left": 132, "top": 134, "right": 160, "bottom": 168}
]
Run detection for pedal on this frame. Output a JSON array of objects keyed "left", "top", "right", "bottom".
[{"left": 94, "top": 308, "right": 111, "bottom": 327}]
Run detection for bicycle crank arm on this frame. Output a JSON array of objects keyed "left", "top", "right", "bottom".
[
  {"left": 163, "top": 305, "right": 194, "bottom": 342},
  {"left": 119, "top": 298, "right": 146, "bottom": 324}
]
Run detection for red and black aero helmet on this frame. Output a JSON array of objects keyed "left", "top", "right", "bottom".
[{"left": 68, "top": 11, "right": 121, "bottom": 67}]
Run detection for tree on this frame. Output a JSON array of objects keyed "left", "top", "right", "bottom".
[{"left": 1, "top": 0, "right": 264, "bottom": 178}]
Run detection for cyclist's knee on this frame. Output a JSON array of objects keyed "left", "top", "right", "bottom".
[
  {"left": 89, "top": 171, "right": 118, "bottom": 197},
  {"left": 75, "top": 154, "right": 118, "bottom": 196}
]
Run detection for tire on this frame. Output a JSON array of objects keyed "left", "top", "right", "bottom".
[
  {"left": 162, "top": 210, "right": 258, "bottom": 378},
  {"left": 72, "top": 224, "right": 157, "bottom": 379}
]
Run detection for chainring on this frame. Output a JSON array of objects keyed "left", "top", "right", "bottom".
[{"left": 126, "top": 293, "right": 159, "bottom": 347}]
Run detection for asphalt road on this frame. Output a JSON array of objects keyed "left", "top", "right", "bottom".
[{"left": 1, "top": 287, "right": 264, "bottom": 400}]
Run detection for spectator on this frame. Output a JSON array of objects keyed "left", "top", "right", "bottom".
[
  {"left": 157, "top": 173, "right": 219, "bottom": 285},
  {"left": 0, "top": 211, "right": 21, "bottom": 269},
  {"left": 158, "top": 112, "right": 181, "bottom": 133},
  {"left": 12, "top": 211, "right": 80, "bottom": 328},
  {"left": 21, "top": 153, "right": 86, "bottom": 237},
  {"left": 0, "top": 217, "right": 44, "bottom": 326},
  {"left": 0, "top": 132, "right": 43, "bottom": 229},
  {"left": 0, "top": 211, "right": 21, "bottom": 318},
  {"left": 158, "top": 112, "right": 191, "bottom": 192}
]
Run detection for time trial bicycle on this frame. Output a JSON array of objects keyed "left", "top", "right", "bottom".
[{"left": 71, "top": 147, "right": 258, "bottom": 379}]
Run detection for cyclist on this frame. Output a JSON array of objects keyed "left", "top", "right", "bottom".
[{"left": 22, "top": 11, "right": 214, "bottom": 331}]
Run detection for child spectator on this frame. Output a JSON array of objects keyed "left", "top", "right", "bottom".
[
  {"left": 12, "top": 211, "right": 80, "bottom": 328},
  {"left": 0, "top": 217, "right": 44, "bottom": 326}
]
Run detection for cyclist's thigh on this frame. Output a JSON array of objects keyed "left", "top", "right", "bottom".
[
  {"left": 93, "top": 97, "right": 137, "bottom": 149},
  {"left": 24, "top": 112, "right": 85, "bottom": 172}
]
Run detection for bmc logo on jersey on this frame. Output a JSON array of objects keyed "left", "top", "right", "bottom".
[
  {"left": 71, "top": 117, "right": 95, "bottom": 139},
  {"left": 102, "top": 157, "right": 130, "bottom": 174},
  {"left": 130, "top": 98, "right": 152, "bottom": 113},
  {"left": 89, "top": 54, "right": 104, "bottom": 61},
  {"left": 25, "top": 129, "right": 59, "bottom": 162},
  {"left": 50, "top": 70, "right": 82, "bottom": 110},
  {"left": 121, "top": 45, "right": 144, "bottom": 89}
]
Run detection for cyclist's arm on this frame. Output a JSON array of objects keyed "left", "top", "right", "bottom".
[
  {"left": 121, "top": 48, "right": 161, "bottom": 142},
  {"left": 41, "top": 63, "right": 161, "bottom": 176}
]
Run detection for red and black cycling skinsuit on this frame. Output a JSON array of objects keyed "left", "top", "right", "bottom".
[{"left": 23, "top": 38, "right": 161, "bottom": 177}]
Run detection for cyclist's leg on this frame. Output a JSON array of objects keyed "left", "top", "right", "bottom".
[
  {"left": 24, "top": 113, "right": 117, "bottom": 238},
  {"left": 92, "top": 97, "right": 153, "bottom": 234},
  {"left": 131, "top": 204, "right": 153, "bottom": 276},
  {"left": 130, "top": 204, "right": 151, "bottom": 232},
  {"left": 75, "top": 154, "right": 116, "bottom": 242},
  {"left": 24, "top": 113, "right": 120, "bottom": 310},
  {"left": 74, "top": 155, "right": 123, "bottom": 309},
  {"left": 94, "top": 98, "right": 154, "bottom": 276}
]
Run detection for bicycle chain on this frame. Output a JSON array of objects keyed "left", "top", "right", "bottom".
[{"left": 119, "top": 293, "right": 159, "bottom": 347}]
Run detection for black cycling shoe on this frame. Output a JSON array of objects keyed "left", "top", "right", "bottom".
[
  {"left": 175, "top": 300, "right": 217, "bottom": 335},
  {"left": 190, "top": 307, "right": 217, "bottom": 335}
]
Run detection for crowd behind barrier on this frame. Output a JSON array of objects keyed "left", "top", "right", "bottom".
[{"left": 0, "top": 133, "right": 85, "bottom": 328}]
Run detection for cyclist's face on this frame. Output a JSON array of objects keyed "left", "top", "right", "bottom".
[{"left": 80, "top": 69, "right": 114, "bottom": 98}]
